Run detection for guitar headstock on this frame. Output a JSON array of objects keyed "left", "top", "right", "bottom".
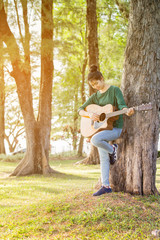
[{"left": 134, "top": 102, "right": 152, "bottom": 111}]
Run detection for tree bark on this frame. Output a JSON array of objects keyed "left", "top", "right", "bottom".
[
  {"left": 82, "top": 0, "right": 99, "bottom": 164},
  {"left": 87, "top": 0, "right": 99, "bottom": 69},
  {"left": 0, "top": 0, "right": 54, "bottom": 175},
  {"left": 77, "top": 135, "right": 84, "bottom": 156},
  {"left": 0, "top": 38, "right": 5, "bottom": 154},
  {"left": 37, "top": 0, "right": 54, "bottom": 164},
  {"left": 110, "top": 0, "right": 160, "bottom": 195}
]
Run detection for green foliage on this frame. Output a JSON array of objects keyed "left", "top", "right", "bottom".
[
  {"left": 52, "top": 0, "right": 87, "bottom": 148},
  {"left": 98, "top": 0, "right": 128, "bottom": 85},
  {"left": 52, "top": 67, "right": 81, "bottom": 148}
]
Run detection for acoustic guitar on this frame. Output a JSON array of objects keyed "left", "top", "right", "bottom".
[{"left": 80, "top": 103, "right": 152, "bottom": 138}]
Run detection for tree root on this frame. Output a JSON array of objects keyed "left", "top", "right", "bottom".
[
  {"left": 75, "top": 156, "right": 99, "bottom": 165},
  {"left": 9, "top": 152, "right": 57, "bottom": 177}
]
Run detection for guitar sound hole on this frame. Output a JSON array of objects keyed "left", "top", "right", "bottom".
[{"left": 99, "top": 113, "right": 106, "bottom": 121}]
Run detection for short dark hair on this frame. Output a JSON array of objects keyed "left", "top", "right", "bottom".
[{"left": 88, "top": 65, "right": 103, "bottom": 81}]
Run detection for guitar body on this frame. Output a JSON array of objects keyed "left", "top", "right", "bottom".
[
  {"left": 80, "top": 104, "right": 119, "bottom": 138},
  {"left": 80, "top": 102, "right": 152, "bottom": 138}
]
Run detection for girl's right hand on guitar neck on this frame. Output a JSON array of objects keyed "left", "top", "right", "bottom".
[{"left": 88, "top": 112, "right": 100, "bottom": 121}]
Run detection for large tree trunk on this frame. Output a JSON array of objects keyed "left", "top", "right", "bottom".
[
  {"left": 0, "top": 38, "right": 5, "bottom": 154},
  {"left": 110, "top": 0, "right": 160, "bottom": 195},
  {"left": 11, "top": 121, "right": 53, "bottom": 176},
  {"left": 82, "top": 0, "right": 99, "bottom": 165},
  {"left": 37, "top": 0, "right": 54, "bottom": 164},
  {"left": 87, "top": 0, "right": 99, "bottom": 70},
  {"left": 0, "top": 1, "right": 55, "bottom": 176}
]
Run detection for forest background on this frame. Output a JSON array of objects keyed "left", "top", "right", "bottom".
[
  {"left": 0, "top": 0, "right": 132, "bottom": 155},
  {"left": 0, "top": 3, "right": 160, "bottom": 238}
]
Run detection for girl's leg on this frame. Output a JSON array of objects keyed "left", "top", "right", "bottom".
[
  {"left": 98, "top": 147, "right": 110, "bottom": 186},
  {"left": 92, "top": 128, "right": 122, "bottom": 196},
  {"left": 91, "top": 128, "right": 122, "bottom": 153}
]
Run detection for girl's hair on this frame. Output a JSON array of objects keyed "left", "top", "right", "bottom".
[{"left": 87, "top": 65, "right": 103, "bottom": 81}]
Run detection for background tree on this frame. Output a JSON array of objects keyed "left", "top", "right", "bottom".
[
  {"left": 51, "top": 0, "right": 88, "bottom": 153},
  {"left": 5, "top": 110, "right": 25, "bottom": 153},
  {"left": 3, "top": 82, "right": 25, "bottom": 153},
  {"left": 110, "top": 0, "right": 160, "bottom": 195},
  {"left": 0, "top": 0, "right": 54, "bottom": 176},
  {"left": 0, "top": 39, "right": 5, "bottom": 153},
  {"left": 52, "top": 67, "right": 81, "bottom": 151},
  {"left": 80, "top": 0, "right": 100, "bottom": 164}
]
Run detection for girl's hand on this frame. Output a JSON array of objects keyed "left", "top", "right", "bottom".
[
  {"left": 88, "top": 112, "right": 100, "bottom": 121},
  {"left": 125, "top": 108, "right": 135, "bottom": 116}
]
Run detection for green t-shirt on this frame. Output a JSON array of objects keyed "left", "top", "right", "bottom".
[{"left": 78, "top": 85, "right": 128, "bottom": 128}]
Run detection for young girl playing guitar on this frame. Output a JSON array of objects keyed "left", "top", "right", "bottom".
[{"left": 78, "top": 65, "right": 134, "bottom": 196}]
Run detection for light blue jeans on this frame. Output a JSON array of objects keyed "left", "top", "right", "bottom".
[{"left": 91, "top": 128, "right": 122, "bottom": 187}]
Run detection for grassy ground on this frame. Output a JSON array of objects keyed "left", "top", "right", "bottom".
[{"left": 0, "top": 155, "right": 160, "bottom": 240}]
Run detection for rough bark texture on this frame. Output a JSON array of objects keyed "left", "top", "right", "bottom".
[
  {"left": 37, "top": 0, "right": 54, "bottom": 165},
  {"left": 110, "top": 0, "right": 160, "bottom": 195},
  {"left": 87, "top": 0, "right": 99, "bottom": 69},
  {"left": 77, "top": 135, "right": 84, "bottom": 156},
  {"left": 0, "top": 38, "right": 5, "bottom": 154},
  {"left": 81, "top": 0, "right": 99, "bottom": 165},
  {"left": 0, "top": 0, "right": 54, "bottom": 175}
]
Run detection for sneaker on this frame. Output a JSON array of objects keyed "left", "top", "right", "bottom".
[
  {"left": 109, "top": 144, "right": 118, "bottom": 165},
  {"left": 93, "top": 186, "right": 112, "bottom": 196}
]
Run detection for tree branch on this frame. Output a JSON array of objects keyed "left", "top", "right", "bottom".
[
  {"left": 20, "top": 0, "right": 31, "bottom": 72},
  {"left": 115, "top": 0, "right": 129, "bottom": 20},
  {"left": 0, "top": 3, "right": 22, "bottom": 78},
  {"left": 14, "top": 0, "right": 24, "bottom": 48}
]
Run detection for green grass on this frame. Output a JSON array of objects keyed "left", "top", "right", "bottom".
[{"left": 0, "top": 155, "right": 160, "bottom": 240}]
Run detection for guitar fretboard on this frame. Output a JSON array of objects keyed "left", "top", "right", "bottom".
[{"left": 106, "top": 108, "right": 128, "bottom": 118}]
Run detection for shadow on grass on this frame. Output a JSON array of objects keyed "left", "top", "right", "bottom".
[
  {"left": 40, "top": 170, "right": 96, "bottom": 181},
  {"left": 0, "top": 170, "right": 96, "bottom": 181}
]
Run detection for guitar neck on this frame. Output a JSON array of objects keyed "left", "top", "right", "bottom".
[{"left": 106, "top": 108, "right": 129, "bottom": 118}]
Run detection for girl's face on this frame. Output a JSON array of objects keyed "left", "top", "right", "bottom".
[{"left": 89, "top": 79, "right": 105, "bottom": 90}]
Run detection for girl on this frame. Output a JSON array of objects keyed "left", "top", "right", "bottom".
[{"left": 78, "top": 65, "right": 134, "bottom": 196}]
